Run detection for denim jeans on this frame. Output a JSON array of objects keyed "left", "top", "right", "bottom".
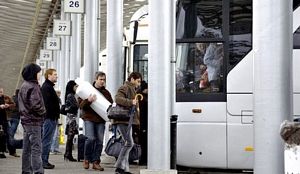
[
  {"left": 7, "top": 118, "right": 22, "bottom": 154},
  {"left": 84, "top": 121, "right": 105, "bottom": 163},
  {"left": 50, "top": 124, "right": 59, "bottom": 152},
  {"left": 22, "top": 125, "right": 44, "bottom": 174},
  {"left": 8, "top": 117, "right": 20, "bottom": 138},
  {"left": 114, "top": 124, "right": 133, "bottom": 172},
  {"left": 42, "top": 119, "right": 57, "bottom": 164}
]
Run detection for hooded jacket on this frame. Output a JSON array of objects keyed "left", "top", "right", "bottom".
[{"left": 18, "top": 63, "right": 46, "bottom": 126}]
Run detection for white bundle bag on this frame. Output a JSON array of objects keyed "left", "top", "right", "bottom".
[{"left": 75, "top": 78, "right": 111, "bottom": 121}]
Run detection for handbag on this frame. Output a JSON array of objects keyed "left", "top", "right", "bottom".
[
  {"left": 106, "top": 96, "right": 143, "bottom": 160},
  {"left": 105, "top": 135, "right": 141, "bottom": 161},
  {"left": 60, "top": 104, "right": 67, "bottom": 115},
  {"left": 129, "top": 143, "right": 141, "bottom": 161},
  {"left": 105, "top": 136, "right": 123, "bottom": 158},
  {"left": 107, "top": 104, "right": 130, "bottom": 121}
]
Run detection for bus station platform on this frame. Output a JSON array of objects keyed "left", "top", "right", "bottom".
[
  {"left": 0, "top": 148, "right": 253, "bottom": 174},
  {"left": 0, "top": 149, "right": 146, "bottom": 174}
]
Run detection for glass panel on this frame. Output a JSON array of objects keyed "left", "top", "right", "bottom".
[
  {"left": 229, "top": 0, "right": 252, "bottom": 70},
  {"left": 133, "top": 45, "right": 148, "bottom": 60},
  {"left": 294, "top": 26, "right": 300, "bottom": 49},
  {"left": 294, "top": 0, "right": 300, "bottom": 10},
  {"left": 133, "top": 45, "right": 149, "bottom": 81},
  {"left": 176, "top": 0, "right": 223, "bottom": 39},
  {"left": 133, "top": 59, "right": 148, "bottom": 82},
  {"left": 176, "top": 42, "right": 224, "bottom": 94}
]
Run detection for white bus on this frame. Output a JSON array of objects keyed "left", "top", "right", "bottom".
[{"left": 120, "top": 0, "right": 300, "bottom": 169}]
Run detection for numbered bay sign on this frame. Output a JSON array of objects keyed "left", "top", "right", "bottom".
[
  {"left": 54, "top": 20, "right": 71, "bottom": 36},
  {"left": 46, "top": 37, "right": 60, "bottom": 50},
  {"left": 64, "top": 0, "right": 85, "bottom": 13},
  {"left": 40, "top": 49, "right": 53, "bottom": 61},
  {"left": 38, "top": 61, "right": 47, "bottom": 69}
]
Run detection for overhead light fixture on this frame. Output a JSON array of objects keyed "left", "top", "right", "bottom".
[
  {"left": 135, "top": 0, "right": 146, "bottom": 2},
  {"left": 0, "top": 5, "right": 8, "bottom": 9},
  {"left": 15, "top": 0, "right": 31, "bottom": 3}
]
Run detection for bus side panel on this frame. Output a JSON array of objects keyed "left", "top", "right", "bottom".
[
  {"left": 227, "top": 94, "right": 253, "bottom": 116},
  {"left": 293, "top": 50, "right": 300, "bottom": 116},
  {"left": 293, "top": 50, "right": 300, "bottom": 93},
  {"left": 227, "top": 51, "right": 253, "bottom": 93},
  {"left": 227, "top": 123, "right": 253, "bottom": 169},
  {"left": 177, "top": 122, "right": 227, "bottom": 168},
  {"left": 175, "top": 102, "right": 227, "bottom": 122}
]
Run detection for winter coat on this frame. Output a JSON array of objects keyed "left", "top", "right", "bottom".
[
  {"left": 18, "top": 63, "right": 46, "bottom": 126},
  {"left": 112, "top": 81, "right": 140, "bottom": 125},
  {"left": 65, "top": 93, "right": 78, "bottom": 115},
  {"left": 65, "top": 93, "right": 79, "bottom": 135},
  {"left": 79, "top": 84, "right": 113, "bottom": 123},
  {"left": 4, "top": 95, "right": 16, "bottom": 120},
  {"left": 41, "top": 79, "right": 60, "bottom": 120},
  {"left": 0, "top": 96, "right": 8, "bottom": 126}
]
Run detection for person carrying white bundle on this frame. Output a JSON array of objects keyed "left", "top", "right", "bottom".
[{"left": 78, "top": 71, "right": 113, "bottom": 171}]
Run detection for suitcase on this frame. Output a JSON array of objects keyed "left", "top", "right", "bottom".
[{"left": 77, "top": 134, "right": 87, "bottom": 162}]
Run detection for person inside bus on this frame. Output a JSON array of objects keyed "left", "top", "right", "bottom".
[
  {"left": 199, "top": 64, "right": 209, "bottom": 90},
  {"left": 203, "top": 43, "right": 223, "bottom": 92}
]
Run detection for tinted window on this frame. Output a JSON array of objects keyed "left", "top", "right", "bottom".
[
  {"left": 133, "top": 45, "right": 148, "bottom": 81},
  {"left": 228, "top": 0, "right": 252, "bottom": 70},
  {"left": 176, "top": 0, "right": 223, "bottom": 39},
  {"left": 176, "top": 42, "right": 224, "bottom": 94}
]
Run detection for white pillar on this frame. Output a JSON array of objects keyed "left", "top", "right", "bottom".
[
  {"left": 170, "top": 0, "right": 176, "bottom": 115},
  {"left": 106, "top": 0, "right": 123, "bottom": 96},
  {"left": 253, "top": 0, "right": 293, "bottom": 174},
  {"left": 141, "top": 0, "right": 176, "bottom": 173},
  {"left": 75, "top": 14, "right": 82, "bottom": 79},
  {"left": 64, "top": 13, "right": 71, "bottom": 83},
  {"left": 70, "top": 13, "right": 81, "bottom": 80},
  {"left": 83, "top": 0, "right": 99, "bottom": 83},
  {"left": 59, "top": 2, "right": 66, "bottom": 102},
  {"left": 55, "top": 50, "right": 61, "bottom": 89}
]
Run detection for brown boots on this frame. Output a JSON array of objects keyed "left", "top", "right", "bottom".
[
  {"left": 83, "top": 160, "right": 89, "bottom": 169},
  {"left": 83, "top": 160, "right": 104, "bottom": 171},
  {"left": 92, "top": 161, "right": 104, "bottom": 171}
]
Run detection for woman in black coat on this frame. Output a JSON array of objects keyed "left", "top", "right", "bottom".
[{"left": 64, "top": 80, "right": 79, "bottom": 161}]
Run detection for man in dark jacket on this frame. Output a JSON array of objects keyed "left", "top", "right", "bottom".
[
  {"left": 18, "top": 63, "right": 46, "bottom": 174},
  {"left": 41, "top": 68, "right": 60, "bottom": 169},
  {"left": 79, "top": 71, "right": 113, "bottom": 171}
]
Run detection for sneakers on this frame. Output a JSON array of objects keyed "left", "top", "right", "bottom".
[
  {"left": 83, "top": 160, "right": 89, "bottom": 169},
  {"left": 50, "top": 151, "right": 62, "bottom": 155},
  {"left": 43, "top": 163, "right": 55, "bottom": 169},
  {"left": 92, "top": 161, "right": 104, "bottom": 171}
]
